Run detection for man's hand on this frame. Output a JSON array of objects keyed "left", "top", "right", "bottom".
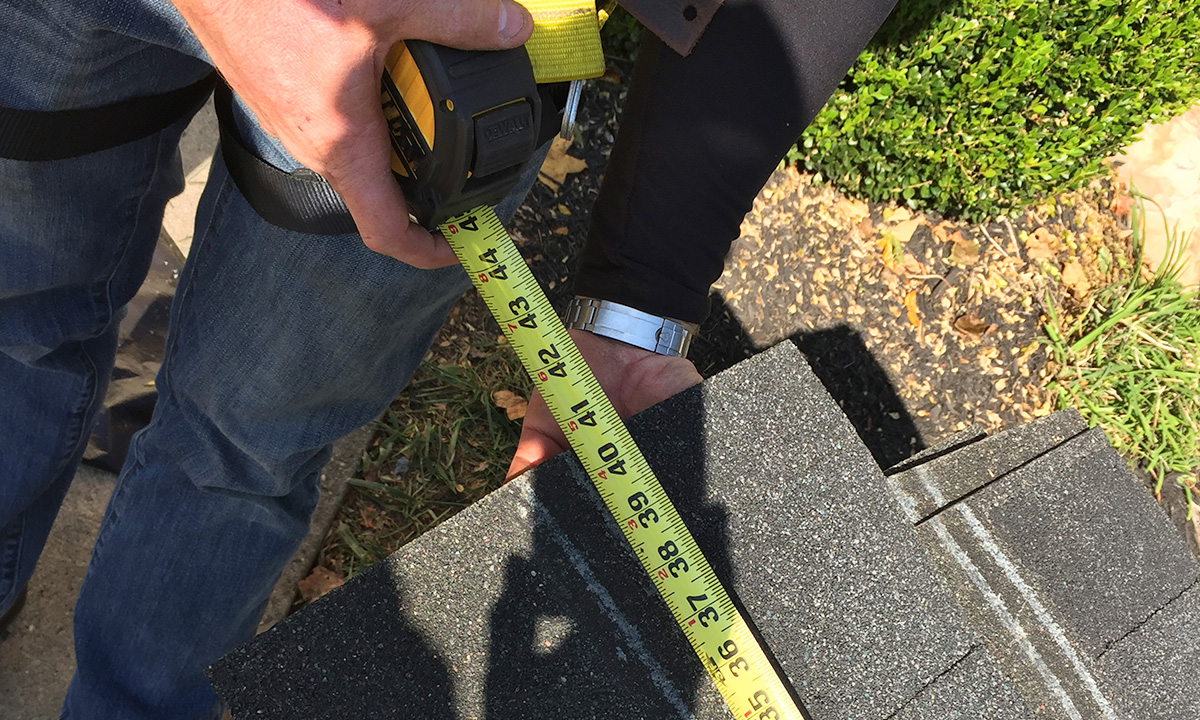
[
  {"left": 508, "top": 329, "right": 703, "bottom": 480},
  {"left": 173, "top": 0, "right": 534, "bottom": 267}
]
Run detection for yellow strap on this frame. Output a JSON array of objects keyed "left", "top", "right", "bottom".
[{"left": 518, "top": 0, "right": 605, "bottom": 83}]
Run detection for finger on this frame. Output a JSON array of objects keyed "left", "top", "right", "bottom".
[
  {"left": 392, "top": 0, "right": 533, "bottom": 50},
  {"left": 319, "top": 64, "right": 459, "bottom": 267},
  {"left": 507, "top": 428, "right": 568, "bottom": 480}
]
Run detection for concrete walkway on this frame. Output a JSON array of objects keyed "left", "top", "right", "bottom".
[
  {"left": 0, "top": 467, "right": 116, "bottom": 719},
  {"left": 1117, "top": 103, "right": 1200, "bottom": 286}
]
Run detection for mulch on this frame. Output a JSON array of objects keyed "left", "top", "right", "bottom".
[{"left": 436, "top": 64, "right": 1135, "bottom": 472}]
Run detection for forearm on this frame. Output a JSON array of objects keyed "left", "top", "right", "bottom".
[{"left": 575, "top": 0, "right": 899, "bottom": 324}]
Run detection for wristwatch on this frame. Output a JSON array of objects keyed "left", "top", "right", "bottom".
[{"left": 562, "top": 296, "right": 698, "bottom": 358}]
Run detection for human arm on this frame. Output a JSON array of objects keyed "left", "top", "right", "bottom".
[
  {"left": 511, "top": 0, "right": 899, "bottom": 474},
  {"left": 171, "top": 0, "right": 534, "bottom": 268}
]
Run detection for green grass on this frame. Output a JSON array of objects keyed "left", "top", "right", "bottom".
[
  {"left": 1044, "top": 196, "right": 1200, "bottom": 511},
  {"left": 323, "top": 342, "right": 531, "bottom": 578}
]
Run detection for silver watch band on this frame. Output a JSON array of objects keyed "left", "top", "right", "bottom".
[{"left": 562, "top": 297, "right": 698, "bottom": 358}]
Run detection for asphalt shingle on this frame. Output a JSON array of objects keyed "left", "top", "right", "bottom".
[
  {"left": 208, "top": 342, "right": 981, "bottom": 719},
  {"left": 894, "top": 423, "right": 1200, "bottom": 720}
]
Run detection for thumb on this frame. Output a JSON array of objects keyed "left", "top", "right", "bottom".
[{"left": 398, "top": 0, "right": 534, "bottom": 50}]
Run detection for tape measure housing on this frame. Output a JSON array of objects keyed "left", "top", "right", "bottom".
[{"left": 383, "top": 41, "right": 542, "bottom": 230}]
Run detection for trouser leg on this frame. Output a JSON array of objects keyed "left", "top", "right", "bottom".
[
  {"left": 0, "top": 112, "right": 195, "bottom": 615},
  {"left": 62, "top": 131, "right": 475, "bottom": 718}
]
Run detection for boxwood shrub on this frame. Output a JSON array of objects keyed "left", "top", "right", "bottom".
[{"left": 794, "top": 1, "right": 1200, "bottom": 220}]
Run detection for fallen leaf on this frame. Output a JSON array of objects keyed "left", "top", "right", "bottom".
[
  {"left": 836, "top": 197, "right": 870, "bottom": 221},
  {"left": 954, "top": 312, "right": 991, "bottom": 339},
  {"left": 900, "top": 252, "right": 925, "bottom": 275},
  {"left": 1024, "top": 227, "right": 1060, "bottom": 260},
  {"left": 491, "top": 390, "right": 528, "bottom": 420},
  {"left": 948, "top": 232, "right": 981, "bottom": 266},
  {"left": 856, "top": 216, "right": 876, "bottom": 241},
  {"left": 358, "top": 507, "right": 380, "bottom": 529},
  {"left": 904, "top": 289, "right": 922, "bottom": 329},
  {"left": 1061, "top": 259, "right": 1091, "bottom": 297},
  {"left": 537, "top": 136, "right": 588, "bottom": 192},
  {"left": 553, "top": 226, "right": 570, "bottom": 235},
  {"left": 931, "top": 221, "right": 952, "bottom": 244},
  {"left": 1110, "top": 193, "right": 1134, "bottom": 218},
  {"left": 297, "top": 566, "right": 344, "bottom": 602},
  {"left": 889, "top": 218, "right": 922, "bottom": 246}
]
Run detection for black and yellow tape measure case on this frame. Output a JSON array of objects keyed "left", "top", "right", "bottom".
[{"left": 383, "top": 41, "right": 545, "bottom": 230}]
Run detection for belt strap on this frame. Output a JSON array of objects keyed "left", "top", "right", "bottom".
[
  {"left": 213, "top": 83, "right": 356, "bottom": 235},
  {"left": 520, "top": 0, "right": 605, "bottom": 82},
  {"left": 0, "top": 73, "right": 217, "bottom": 161}
]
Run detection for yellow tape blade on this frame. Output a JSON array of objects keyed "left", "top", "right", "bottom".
[{"left": 441, "top": 207, "right": 811, "bottom": 720}]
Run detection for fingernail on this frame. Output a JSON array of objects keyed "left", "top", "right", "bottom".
[{"left": 498, "top": 0, "right": 528, "bottom": 41}]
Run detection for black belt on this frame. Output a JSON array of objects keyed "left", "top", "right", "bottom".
[
  {"left": 212, "top": 83, "right": 356, "bottom": 235},
  {"left": 0, "top": 72, "right": 218, "bottom": 161}
]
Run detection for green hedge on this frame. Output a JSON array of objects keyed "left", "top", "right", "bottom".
[{"left": 794, "top": 1, "right": 1200, "bottom": 220}]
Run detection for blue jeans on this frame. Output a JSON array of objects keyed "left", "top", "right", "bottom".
[{"left": 0, "top": 1, "right": 538, "bottom": 717}]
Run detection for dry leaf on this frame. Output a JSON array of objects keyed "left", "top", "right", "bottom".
[
  {"left": 1024, "top": 227, "right": 1060, "bottom": 260},
  {"left": 948, "top": 232, "right": 981, "bottom": 266},
  {"left": 954, "top": 312, "right": 991, "bottom": 339},
  {"left": 904, "top": 289, "right": 922, "bottom": 328},
  {"left": 297, "top": 566, "right": 344, "bottom": 603},
  {"left": 537, "top": 136, "right": 587, "bottom": 192},
  {"left": 889, "top": 218, "right": 922, "bottom": 246},
  {"left": 1110, "top": 193, "right": 1134, "bottom": 218},
  {"left": 900, "top": 252, "right": 925, "bottom": 275},
  {"left": 553, "top": 226, "right": 570, "bottom": 235},
  {"left": 1061, "top": 259, "right": 1092, "bottom": 297},
  {"left": 856, "top": 216, "right": 876, "bottom": 241},
  {"left": 491, "top": 390, "right": 528, "bottom": 420},
  {"left": 931, "top": 221, "right": 952, "bottom": 244},
  {"left": 358, "top": 507, "right": 380, "bottom": 530},
  {"left": 836, "top": 197, "right": 870, "bottom": 221}
]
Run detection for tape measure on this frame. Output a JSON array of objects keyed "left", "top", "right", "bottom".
[
  {"left": 382, "top": 40, "right": 549, "bottom": 230},
  {"left": 439, "top": 207, "right": 810, "bottom": 720}
]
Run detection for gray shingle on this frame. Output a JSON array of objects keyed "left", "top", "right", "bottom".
[
  {"left": 890, "top": 412, "right": 1089, "bottom": 523},
  {"left": 1095, "top": 582, "right": 1200, "bottom": 719},
  {"left": 887, "top": 646, "right": 1034, "bottom": 720},
  {"left": 208, "top": 342, "right": 982, "bottom": 719},
  {"left": 897, "top": 425, "right": 1199, "bottom": 719}
]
